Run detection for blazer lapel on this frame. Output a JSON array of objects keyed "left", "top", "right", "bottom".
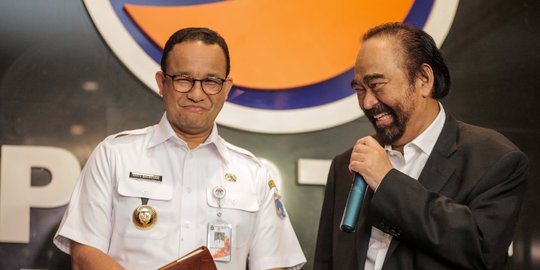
[
  {"left": 383, "top": 114, "right": 459, "bottom": 263},
  {"left": 417, "top": 113, "right": 458, "bottom": 192}
]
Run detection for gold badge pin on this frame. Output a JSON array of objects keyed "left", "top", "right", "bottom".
[
  {"left": 225, "top": 173, "right": 237, "bottom": 182},
  {"left": 268, "top": 179, "right": 277, "bottom": 189},
  {"left": 132, "top": 204, "right": 157, "bottom": 230}
]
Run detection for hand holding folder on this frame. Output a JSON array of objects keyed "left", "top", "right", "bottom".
[{"left": 158, "top": 246, "right": 217, "bottom": 270}]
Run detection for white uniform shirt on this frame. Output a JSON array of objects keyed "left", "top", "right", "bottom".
[
  {"left": 54, "top": 114, "right": 306, "bottom": 270},
  {"left": 365, "top": 104, "right": 446, "bottom": 270}
]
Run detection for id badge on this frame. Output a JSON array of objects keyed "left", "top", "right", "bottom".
[{"left": 207, "top": 220, "right": 232, "bottom": 262}]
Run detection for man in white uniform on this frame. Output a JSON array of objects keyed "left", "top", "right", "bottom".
[{"left": 54, "top": 27, "right": 306, "bottom": 270}]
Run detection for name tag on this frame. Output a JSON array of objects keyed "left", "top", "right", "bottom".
[{"left": 129, "top": 172, "right": 162, "bottom": 182}]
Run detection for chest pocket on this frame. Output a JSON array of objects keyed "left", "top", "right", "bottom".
[
  {"left": 206, "top": 189, "right": 259, "bottom": 249},
  {"left": 114, "top": 178, "right": 173, "bottom": 240},
  {"left": 206, "top": 189, "right": 259, "bottom": 212}
]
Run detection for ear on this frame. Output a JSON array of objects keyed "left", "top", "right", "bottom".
[
  {"left": 155, "top": 71, "right": 165, "bottom": 97},
  {"left": 417, "top": 64, "right": 434, "bottom": 98},
  {"left": 222, "top": 77, "right": 234, "bottom": 100}
]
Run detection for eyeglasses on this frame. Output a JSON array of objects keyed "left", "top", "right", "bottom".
[{"left": 163, "top": 73, "right": 227, "bottom": 95}]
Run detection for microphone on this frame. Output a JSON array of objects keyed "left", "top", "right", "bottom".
[{"left": 340, "top": 173, "right": 368, "bottom": 233}]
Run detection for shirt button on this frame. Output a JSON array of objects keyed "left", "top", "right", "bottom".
[
  {"left": 184, "top": 221, "right": 191, "bottom": 228},
  {"left": 186, "top": 187, "right": 192, "bottom": 193}
]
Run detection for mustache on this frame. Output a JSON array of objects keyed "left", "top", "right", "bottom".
[{"left": 365, "top": 103, "right": 393, "bottom": 118}]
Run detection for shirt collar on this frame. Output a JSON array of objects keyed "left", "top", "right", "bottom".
[
  {"left": 409, "top": 102, "right": 446, "bottom": 155},
  {"left": 148, "top": 113, "right": 177, "bottom": 148},
  {"left": 201, "top": 122, "right": 231, "bottom": 167},
  {"left": 148, "top": 113, "right": 229, "bottom": 165},
  {"left": 384, "top": 102, "right": 446, "bottom": 155}
]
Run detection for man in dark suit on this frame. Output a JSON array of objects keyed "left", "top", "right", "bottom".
[{"left": 314, "top": 22, "right": 528, "bottom": 270}]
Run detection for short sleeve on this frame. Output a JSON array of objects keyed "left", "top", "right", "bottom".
[
  {"left": 53, "top": 141, "right": 115, "bottom": 254},
  {"left": 247, "top": 167, "right": 306, "bottom": 270}
]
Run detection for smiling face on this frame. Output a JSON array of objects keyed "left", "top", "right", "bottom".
[
  {"left": 352, "top": 36, "right": 438, "bottom": 146},
  {"left": 156, "top": 40, "right": 232, "bottom": 142}
]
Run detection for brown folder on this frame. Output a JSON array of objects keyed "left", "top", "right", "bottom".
[{"left": 157, "top": 246, "right": 217, "bottom": 270}]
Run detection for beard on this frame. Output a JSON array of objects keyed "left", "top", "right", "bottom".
[{"left": 364, "top": 96, "right": 414, "bottom": 146}]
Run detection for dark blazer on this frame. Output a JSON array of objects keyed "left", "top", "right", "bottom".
[{"left": 314, "top": 114, "right": 528, "bottom": 270}]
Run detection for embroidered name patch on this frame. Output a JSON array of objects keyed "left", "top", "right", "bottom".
[{"left": 129, "top": 172, "right": 162, "bottom": 182}]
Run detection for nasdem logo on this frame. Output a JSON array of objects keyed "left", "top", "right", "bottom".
[{"left": 84, "top": 0, "right": 458, "bottom": 134}]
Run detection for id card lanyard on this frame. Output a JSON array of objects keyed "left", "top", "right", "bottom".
[{"left": 207, "top": 166, "right": 233, "bottom": 263}]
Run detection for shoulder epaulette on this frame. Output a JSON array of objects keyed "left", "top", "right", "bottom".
[
  {"left": 220, "top": 137, "right": 261, "bottom": 165},
  {"left": 111, "top": 127, "right": 151, "bottom": 139}
]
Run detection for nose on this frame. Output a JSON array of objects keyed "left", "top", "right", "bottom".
[
  {"left": 360, "top": 89, "right": 379, "bottom": 110},
  {"left": 186, "top": 80, "right": 206, "bottom": 101}
]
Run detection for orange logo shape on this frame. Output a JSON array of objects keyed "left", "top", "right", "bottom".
[{"left": 124, "top": 0, "right": 413, "bottom": 89}]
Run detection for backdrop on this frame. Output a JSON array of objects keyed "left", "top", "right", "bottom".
[{"left": 0, "top": 1, "right": 539, "bottom": 270}]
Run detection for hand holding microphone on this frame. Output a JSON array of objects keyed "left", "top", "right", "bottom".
[{"left": 340, "top": 136, "right": 393, "bottom": 233}]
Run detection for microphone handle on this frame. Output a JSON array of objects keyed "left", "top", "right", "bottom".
[{"left": 340, "top": 173, "right": 367, "bottom": 233}]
